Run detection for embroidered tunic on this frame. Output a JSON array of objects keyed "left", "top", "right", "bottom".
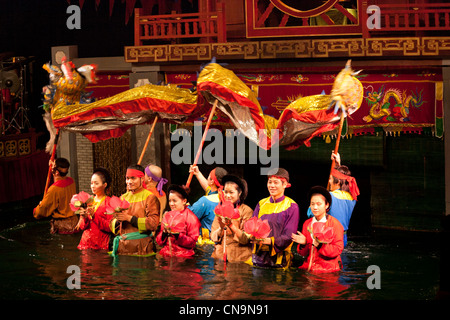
[
  {"left": 110, "top": 188, "right": 160, "bottom": 256},
  {"left": 251, "top": 196, "right": 299, "bottom": 269}
]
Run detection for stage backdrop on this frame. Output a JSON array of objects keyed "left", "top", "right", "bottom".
[{"left": 166, "top": 67, "right": 443, "bottom": 140}]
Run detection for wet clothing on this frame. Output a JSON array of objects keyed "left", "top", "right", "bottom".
[
  {"left": 210, "top": 204, "right": 253, "bottom": 263},
  {"left": 298, "top": 214, "right": 344, "bottom": 273},
  {"left": 251, "top": 195, "right": 299, "bottom": 269},
  {"left": 156, "top": 208, "right": 201, "bottom": 258},
  {"left": 109, "top": 188, "right": 160, "bottom": 256},
  {"left": 189, "top": 190, "right": 220, "bottom": 240},
  {"left": 77, "top": 196, "right": 113, "bottom": 250},
  {"left": 307, "top": 189, "right": 355, "bottom": 246},
  {"left": 33, "top": 177, "right": 78, "bottom": 234}
]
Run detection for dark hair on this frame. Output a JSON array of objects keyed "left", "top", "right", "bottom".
[
  {"left": 54, "top": 158, "right": 70, "bottom": 176},
  {"left": 168, "top": 184, "right": 189, "bottom": 201},
  {"left": 93, "top": 167, "right": 112, "bottom": 194},
  {"left": 308, "top": 186, "right": 332, "bottom": 212},
  {"left": 127, "top": 164, "right": 145, "bottom": 174},
  {"left": 213, "top": 167, "right": 228, "bottom": 185},
  {"left": 331, "top": 165, "right": 351, "bottom": 193},
  {"left": 222, "top": 174, "right": 248, "bottom": 204}
]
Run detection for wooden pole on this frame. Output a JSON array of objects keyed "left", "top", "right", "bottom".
[
  {"left": 44, "top": 129, "right": 60, "bottom": 195},
  {"left": 185, "top": 99, "right": 218, "bottom": 188},
  {"left": 327, "top": 112, "right": 346, "bottom": 190},
  {"left": 223, "top": 226, "right": 227, "bottom": 264},
  {"left": 137, "top": 116, "right": 158, "bottom": 165}
]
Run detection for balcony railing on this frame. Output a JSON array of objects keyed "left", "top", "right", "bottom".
[
  {"left": 362, "top": 2, "right": 450, "bottom": 37},
  {"left": 134, "top": 3, "right": 226, "bottom": 46}
]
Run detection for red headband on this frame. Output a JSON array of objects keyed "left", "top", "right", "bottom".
[
  {"left": 331, "top": 168, "right": 360, "bottom": 200},
  {"left": 126, "top": 169, "right": 144, "bottom": 178},
  {"left": 210, "top": 169, "right": 223, "bottom": 189},
  {"left": 268, "top": 175, "right": 291, "bottom": 188}
]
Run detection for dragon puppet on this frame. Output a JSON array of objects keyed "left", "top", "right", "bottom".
[
  {"left": 42, "top": 59, "right": 363, "bottom": 152},
  {"left": 42, "top": 56, "right": 97, "bottom": 152}
]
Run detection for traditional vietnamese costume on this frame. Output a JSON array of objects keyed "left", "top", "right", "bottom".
[
  {"left": 109, "top": 188, "right": 160, "bottom": 257},
  {"left": 33, "top": 176, "right": 79, "bottom": 234},
  {"left": 210, "top": 203, "right": 254, "bottom": 263},
  {"left": 298, "top": 214, "right": 344, "bottom": 273},
  {"left": 156, "top": 208, "right": 201, "bottom": 258},
  {"left": 251, "top": 195, "right": 299, "bottom": 269},
  {"left": 77, "top": 196, "right": 113, "bottom": 250}
]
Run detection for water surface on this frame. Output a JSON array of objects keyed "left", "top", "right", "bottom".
[{"left": 0, "top": 218, "right": 440, "bottom": 300}]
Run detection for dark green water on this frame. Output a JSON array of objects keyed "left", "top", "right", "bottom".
[{"left": 0, "top": 215, "right": 440, "bottom": 300}]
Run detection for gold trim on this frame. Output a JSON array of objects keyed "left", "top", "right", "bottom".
[{"left": 124, "top": 37, "right": 450, "bottom": 63}]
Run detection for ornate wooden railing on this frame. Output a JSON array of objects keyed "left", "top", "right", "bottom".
[
  {"left": 134, "top": 3, "right": 226, "bottom": 46},
  {"left": 362, "top": 2, "right": 450, "bottom": 37}
]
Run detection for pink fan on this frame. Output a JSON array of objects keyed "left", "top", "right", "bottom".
[
  {"left": 70, "top": 191, "right": 94, "bottom": 214},
  {"left": 105, "top": 196, "right": 130, "bottom": 214},
  {"left": 310, "top": 222, "right": 334, "bottom": 244},
  {"left": 244, "top": 216, "right": 271, "bottom": 240},
  {"left": 215, "top": 199, "right": 240, "bottom": 220},
  {"left": 162, "top": 210, "right": 185, "bottom": 234}
]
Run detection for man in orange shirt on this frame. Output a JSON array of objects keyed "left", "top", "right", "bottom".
[
  {"left": 144, "top": 164, "right": 168, "bottom": 219},
  {"left": 109, "top": 164, "right": 160, "bottom": 257},
  {"left": 33, "top": 158, "right": 78, "bottom": 234}
]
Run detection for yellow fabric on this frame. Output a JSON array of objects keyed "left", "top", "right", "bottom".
[
  {"left": 204, "top": 193, "right": 220, "bottom": 203},
  {"left": 257, "top": 196, "right": 297, "bottom": 219},
  {"left": 331, "top": 190, "right": 354, "bottom": 201},
  {"left": 92, "top": 196, "right": 105, "bottom": 212},
  {"left": 137, "top": 217, "right": 148, "bottom": 233},
  {"left": 52, "top": 83, "right": 197, "bottom": 121},
  {"left": 121, "top": 188, "right": 152, "bottom": 204}
]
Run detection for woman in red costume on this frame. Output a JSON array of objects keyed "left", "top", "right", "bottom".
[
  {"left": 77, "top": 168, "right": 113, "bottom": 250},
  {"left": 156, "top": 185, "right": 201, "bottom": 258},
  {"left": 292, "top": 186, "right": 344, "bottom": 273}
]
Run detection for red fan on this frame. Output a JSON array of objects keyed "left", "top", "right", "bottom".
[
  {"left": 70, "top": 191, "right": 94, "bottom": 214},
  {"left": 310, "top": 222, "right": 334, "bottom": 244},
  {"left": 161, "top": 210, "right": 186, "bottom": 234},
  {"left": 105, "top": 196, "right": 130, "bottom": 214},
  {"left": 244, "top": 216, "right": 271, "bottom": 240}
]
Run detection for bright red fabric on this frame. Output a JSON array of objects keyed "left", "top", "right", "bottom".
[
  {"left": 77, "top": 197, "right": 114, "bottom": 250},
  {"left": 298, "top": 215, "right": 344, "bottom": 273},
  {"left": 156, "top": 208, "right": 201, "bottom": 258}
]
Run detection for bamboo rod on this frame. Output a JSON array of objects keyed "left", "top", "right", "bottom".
[
  {"left": 185, "top": 99, "right": 218, "bottom": 188},
  {"left": 138, "top": 116, "right": 158, "bottom": 165}
]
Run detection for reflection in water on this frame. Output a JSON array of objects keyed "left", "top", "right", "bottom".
[{"left": 0, "top": 220, "right": 440, "bottom": 300}]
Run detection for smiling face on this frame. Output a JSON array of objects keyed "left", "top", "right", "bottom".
[
  {"left": 223, "top": 182, "right": 241, "bottom": 204},
  {"left": 310, "top": 194, "right": 329, "bottom": 221},
  {"left": 90, "top": 173, "right": 106, "bottom": 197},
  {"left": 168, "top": 191, "right": 187, "bottom": 212},
  {"left": 267, "top": 176, "right": 287, "bottom": 199},
  {"left": 126, "top": 175, "right": 143, "bottom": 193}
]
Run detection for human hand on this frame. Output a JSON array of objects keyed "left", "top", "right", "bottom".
[
  {"left": 331, "top": 152, "right": 341, "bottom": 166},
  {"left": 114, "top": 210, "right": 131, "bottom": 222},
  {"left": 291, "top": 231, "right": 306, "bottom": 245},
  {"left": 312, "top": 238, "right": 320, "bottom": 248},
  {"left": 220, "top": 216, "right": 231, "bottom": 227},
  {"left": 189, "top": 165, "right": 199, "bottom": 175},
  {"left": 251, "top": 237, "right": 271, "bottom": 245}
]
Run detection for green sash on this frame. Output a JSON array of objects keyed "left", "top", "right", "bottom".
[{"left": 110, "top": 231, "right": 151, "bottom": 258}]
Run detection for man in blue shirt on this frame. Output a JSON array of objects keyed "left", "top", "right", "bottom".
[{"left": 188, "top": 166, "right": 228, "bottom": 244}]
